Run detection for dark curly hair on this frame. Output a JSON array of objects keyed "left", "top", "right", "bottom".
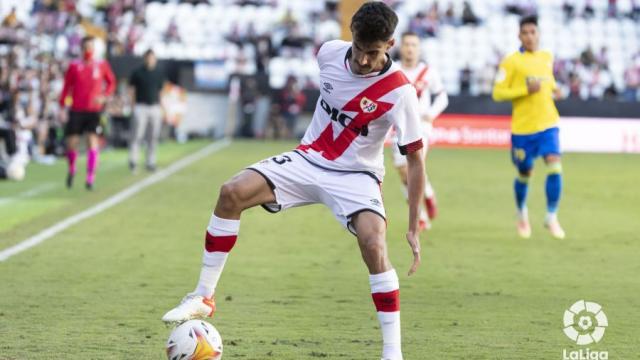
[
  {"left": 350, "top": 2, "right": 398, "bottom": 43},
  {"left": 519, "top": 15, "right": 538, "bottom": 29}
]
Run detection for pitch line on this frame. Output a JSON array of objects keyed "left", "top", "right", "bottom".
[{"left": 0, "top": 140, "right": 230, "bottom": 262}]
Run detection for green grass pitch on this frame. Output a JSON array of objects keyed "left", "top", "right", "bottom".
[{"left": 0, "top": 141, "right": 638, "bottom": 359}]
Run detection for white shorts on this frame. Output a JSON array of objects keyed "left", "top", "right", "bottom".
[
  {"left": 391, "top": 122, "right": 432, "bottom": 167},
  {"left": 247, "top": 151, "right": 386, "bottom": 235}
]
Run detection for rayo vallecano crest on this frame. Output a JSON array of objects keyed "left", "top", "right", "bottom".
[{"left": 360, "top": 97, "right": 378, "bottom": 113}]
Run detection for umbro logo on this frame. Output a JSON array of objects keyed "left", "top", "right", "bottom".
[
  {"left": 370, "top": 199, "right": 381, "bottom": 206},
  {"left": 322, "top": 82, "right": 333, "bottom": 93}
]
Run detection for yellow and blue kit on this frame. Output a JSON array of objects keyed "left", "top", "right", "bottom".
[{"left": 493, "top": 48, "right": 561, "bottom": 172}]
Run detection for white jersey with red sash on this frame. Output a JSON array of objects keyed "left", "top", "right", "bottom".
[
  {"left": 297, "top": 40, "right": 423, "bottom": 182},
  {"left": 401, "top": 61, "right": 446, "bottom": 119}
]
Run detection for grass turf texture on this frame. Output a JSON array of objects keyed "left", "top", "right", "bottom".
[{"left": 0, "top": 140, "right": 638, "bottom": 359}]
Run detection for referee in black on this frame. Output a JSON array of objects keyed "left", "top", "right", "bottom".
[{"left": 128, "top": 49, "right": 167, "bottom": 172}]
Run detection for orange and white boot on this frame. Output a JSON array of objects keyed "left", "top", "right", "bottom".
[
  {"left": 544, "top": 213, "right": 566, "bottom": 239},
  {"left": 517, "top": 208, "right": 531, "bottom": 239},
  {"left": 162, "top": 293, "right": 216, "bottom": 323}
]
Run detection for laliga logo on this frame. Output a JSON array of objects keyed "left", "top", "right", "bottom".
[
  {"left": 563, "top": 300, "right": 608, "bottom": 345},
  {"left": 562, "top": 300, "right": 609, "bottom": 360}
]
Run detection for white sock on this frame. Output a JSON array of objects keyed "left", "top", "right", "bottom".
[
  {"left": 518, "top": 207, "right": 529, "bottom": 221},
  {"left": 424, "top": 180, "right": 435, "bottom": 199},
  {"left": 194, "top": 214, "right": 240, "bottom": 298},
  {"left": 370, "top": 269, "right": 402, "bottom": 360},
  {"left": 400, "top": 183, "right": 408, "bottom": 200},
  {"left": 545, "top": 212, "right": 558, "bottom": 223}
]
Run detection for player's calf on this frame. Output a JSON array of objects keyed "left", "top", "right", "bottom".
[
  {"left": 514, "top": 171, "right": 531, "bottom": 238},
  {"left": 544, "top": 160, "right": 565, "bottom": 239},
  {"left": 353, "top": 212, "right": 402, "bottom": 359}
]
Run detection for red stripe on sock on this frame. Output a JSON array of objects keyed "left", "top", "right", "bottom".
[
  {"left": 371, "top": 289, "right": 400, "bottom": 312},
  {"left": 205, "top": 232, "right": 237, "bottom": 252}
]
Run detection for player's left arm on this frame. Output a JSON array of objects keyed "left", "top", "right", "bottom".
[
  {"left": 405, "top": 148, "right": 424, "bottom": 275},
  {"left": 103, "top": 62, "right": 116, "bottom": 97},
  {"left": 424, "top": 68, "right": 448, "bottom": 122},
  {"left": 394, "top": 90, "right": 426, "bottom": 275}
]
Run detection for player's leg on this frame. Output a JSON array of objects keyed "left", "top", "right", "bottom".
[
  {"left": 85, "top": 133, "right": 100, "bottom": 190},
  {"left": 64, "top": 112, "right": 81, "bottom": 188},
  {"left": 393, "top": 144, "right": 429, "bottom": 230},
  {"left": 85, "top": 113, "right": 101, "bottom": 190},
  {"left": 128, "top": 105, "right": 147, "bottom": 172},
  {"left": 352, "top": 212, "right": 402, "bottom": 360},
  {"left": 145, "top": 105, "right": 163, "bottom": 171},
  {"left": 511, "top": 134, "right": 534, "bottom": 238},
  {"left": 163, "top": 169, "right": 277, "bottom": 323},
  {"left": 422, "top": 146, "right": 438, "bottom": 221},
  {"left": 542, "top": 128, "right": 565, "bottom": 238}
]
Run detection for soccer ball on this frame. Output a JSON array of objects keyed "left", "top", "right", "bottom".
[
  {"left": 166, "top": 320, "right": 223, "bottom": 360},
  {"left": 6, "top": 162, "right": 25, "bottom": 181}
]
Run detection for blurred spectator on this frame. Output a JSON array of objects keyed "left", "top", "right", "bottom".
[
  {"left": 128, "top": 49, "right": 167, "bottom": 172},
  {"left": 461, "top": 1, "right": 480, "bottom": 25},
  {"left": 608, "top": 0, "right": 618, "bottom": 18},
  {"left": 278, "top": 75, "right": 306, "bottom": 138},
  {"left": 580, "top": 47, "right": 596, "bottom": 67},
  {"left": 623, "top": 60, "right": 640, "bottom": 102},
  {"left": 459, "top": 65, "right": 472, "bottom": 95},
  {"left": 1, "top": 7, "right": 22, "bottom": 28},
  {"left": 443, "top": 2, "right": 457, "bottom": 25},
  {"left": 477, "top": 62, "right": 497, "bottom": 95},
  {"left": 583, "top": 0, "right": 595, "bottom": 18},
  {"left": 165, "top": 17, "right": 181, "bottom": 43},
  {"left": 631, "top": 0, "right": 640, "bottom": 20},
  {"left": 562, "top": 1, "right": 575, "bottom": 21},
  {"left": 596, "top": 47, "right": 609, "bottom": 69},
  {"left": 505, "top": 0, "right": 537, "bottom": 16}
]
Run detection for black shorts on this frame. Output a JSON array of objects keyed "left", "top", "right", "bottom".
[{"left": 65, "top": 111, "right": 101, "bottom": 136}]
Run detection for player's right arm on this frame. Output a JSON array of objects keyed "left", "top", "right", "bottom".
[
  {"left": 492, "top": 56, "right": 529, "bottom": 102},
  {"left": 58, "top": 62, "right": 75, "bottom": 122},
  {"left": 59, "top": 62, "right": 74, "bottom": 108}
]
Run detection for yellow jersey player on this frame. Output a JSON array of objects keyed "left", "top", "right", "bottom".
[{"left": 492, "top": 15, "right": 565, "bottom": 239}]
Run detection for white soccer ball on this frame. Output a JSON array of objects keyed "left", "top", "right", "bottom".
[
  {"left": 6, "top": 162, "right": 25, "bottom": 181},
  {"left": 166, "top": 320, "right": 223, "bottom": 360}
]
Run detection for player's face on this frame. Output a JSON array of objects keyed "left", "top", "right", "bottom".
[
  {"left": 144, "top": 53, "right": 157, "bottom": 69},
  {"left": 519, "top": 23, "right": 539, "bottom": 52},
  {"left": 82, "top": 40, "right": 95, "bottom": 54},
  {"left": 400, "top": 35, "right": 420, "bottom": 63},
  {"left": 351, "top": 38, "right": 394, "bottom": 75}
]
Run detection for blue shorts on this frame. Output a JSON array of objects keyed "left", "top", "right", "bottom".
[{"left": 511, "top": 127, "right": 561, "bottom": 172}]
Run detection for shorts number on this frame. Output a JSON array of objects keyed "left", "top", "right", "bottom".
[
  {"left": 513, "top": 148, "right": 526, "bottom": 162},
  {"left": 272, "top": 155, "right": 292, "bottom": 165}
]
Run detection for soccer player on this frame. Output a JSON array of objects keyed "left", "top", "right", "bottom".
[
  {"left": 492, "top": 16, "right": 565, "bottom": 239},
  {"left": 163, "top": 3, "right": 425, "bottom": 359},
  {"left": 59, "top": 36, "right": 115, "bottom": 190},
  {"left": 392, "top": 31, "right": 448, "bottom": 229}
]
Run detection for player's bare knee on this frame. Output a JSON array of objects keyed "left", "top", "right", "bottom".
[
  {"left": 357, "top": 225, "right": 386, "bottom": 256},
  {"left": 519, "top": 169, "right": 532, "bottom": 177},
  {"left": 217, "top": 181, "right": 243, "bottom": 213},
  {"left": 359, "top": 235, "right": 386, "bottom": 257}
]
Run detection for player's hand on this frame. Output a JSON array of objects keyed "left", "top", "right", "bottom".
[
  {"left": 94, "top": 96, "right": 107, "bottom": 105},
  {"left": 59, "top": 109, "right": 68, "bottom": 124},
  {"left": 527, "top": 79, "right": 541, "bottom": 94},
  {"left": 406, "top": 230, "right": 421, "bottom": 276}
]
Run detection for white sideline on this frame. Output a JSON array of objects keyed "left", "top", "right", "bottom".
[{"left": 0, "top": 140, "right": 230, "bottom": 262}]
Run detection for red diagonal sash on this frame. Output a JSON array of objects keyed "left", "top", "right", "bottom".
[{"left": 298, "top": 71, "right": 409, "bottom": 160}]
